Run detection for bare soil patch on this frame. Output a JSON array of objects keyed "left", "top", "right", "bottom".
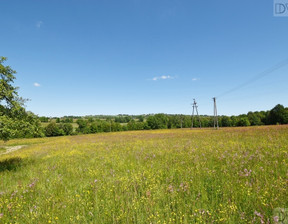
[{"left": 0, "top": 145, "right": 26, "bottom": 155}]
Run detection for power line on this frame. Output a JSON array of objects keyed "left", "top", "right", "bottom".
[{"left": 217, "top": 58, "right": 288, "bottom": 99}]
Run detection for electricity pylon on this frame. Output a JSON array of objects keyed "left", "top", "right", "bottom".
[
  {"left": 191, "top": 99, "right": 201, "bottom": 129},
  {"left": 213, "top": 97, "right": 219, "bottom": 129}
]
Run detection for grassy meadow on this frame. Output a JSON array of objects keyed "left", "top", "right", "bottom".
[{"left": 0, "top": 126, "right": 287, "bottom": 223}]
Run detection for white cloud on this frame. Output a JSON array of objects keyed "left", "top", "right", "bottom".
[
  {"left": 36, "top": 21, "right": 43, "bottom": 28},
  {"left": 34, "top": 82, "right": 41, "bottom": 87},
  {"left": 152, "top": 75, "right": 175, "bottom": 81},
  {"left": 192, "top": 78, "right": 199, "bottom": 81}
]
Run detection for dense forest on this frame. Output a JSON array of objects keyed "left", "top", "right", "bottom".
[{"left": 39, "top": 103, "right": 288, "bottom": 137}]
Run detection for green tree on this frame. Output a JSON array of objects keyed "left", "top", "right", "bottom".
[
  {"left": 0, "top": 57, "right": 43, "bottom": 141},
  {"left": 237, "top": 117, "right": 250, "bottom": 127},
  {"left": 39, "top": 116, "right": 49, "bottom": 122},
  {"left": 268, "top": 104, "right": 288, "bottom": 125},
  {"left": 59, "top": 123, "right": 73, "bottom": 135},
  {"left": 221, "top": 116, "right": 232, "bottom": 127},
  {"left": 147, "top": 114, "right": 168, "bottom": 130},
  {"left": 87, "top": 117, "right": 94, "bottom": 123},
  {"left": 44, "top": 122, "right": 64, "bottom": 137},
  {"left": 201, "top": 116, "right": 212, "bottom": 128},
  {"left": 76, "top": 118, "right": 89, "bottom": 133},
  {"left": 230, "top": 116, "right": 238, "bottom": 127},
  {"left": 247, "top": 112, "right": 262, "bottom": 126},
  {"left": 89, "top": 122, "right": 98, "bottom": 133},
  {"left": 137, "top": 115, "right": 144, "bottom": 122}
]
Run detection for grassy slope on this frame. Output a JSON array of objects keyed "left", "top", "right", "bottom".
[{"left": 0, "top": 126, "right": 287, "bottom": 223}]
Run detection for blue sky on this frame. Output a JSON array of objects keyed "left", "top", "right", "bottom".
[{"left": 1, "top": 0, "right": 288, "bottom": 117}]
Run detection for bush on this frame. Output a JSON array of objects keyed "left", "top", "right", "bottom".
[
  {"left": 59, "top": 123, "right": 73, "bottom": 135},
  {"left": 45, "top": 122, "right": 64, "bottom": 137}
]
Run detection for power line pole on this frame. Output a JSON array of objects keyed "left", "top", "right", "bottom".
[
  {"left": 191, "top": 99, "right": 201, "bottom": 129},
  {"left": 213, "top": 97, "right": 219, "bottom": 129}
]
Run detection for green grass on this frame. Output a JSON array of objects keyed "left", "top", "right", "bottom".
[{"left": 0, "top": 126, "right": 288, "bottom": 223}]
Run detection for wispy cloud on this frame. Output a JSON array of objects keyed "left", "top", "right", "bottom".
[
  {"left": 34, "top": 82, "right": 41, "bottom": 87},
  {"left": 192, "top": 78, "right": 199, "bottom": 81},
  {"left": 36, "top": 21, "right": 43, "bottom": 28},
  {"left": 152, "top": 75, "right": 175, "bottom": 81}
]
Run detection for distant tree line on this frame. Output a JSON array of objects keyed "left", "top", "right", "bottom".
[
  {"left": 4, "top": 104, "right": 288, "bottom": 139},
  {"left": 39, "top": 117, "right": 74, "bottom": 123},
  {"left": 38, "top": 104, "right": 288, "bottom": 137},
  {"left": 3, "top": 103, "right": 287, "bottom": 139}
]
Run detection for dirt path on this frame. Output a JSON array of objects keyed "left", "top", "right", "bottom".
[{"left": 0, "top": 145, "right": 26, "bottom": 155}]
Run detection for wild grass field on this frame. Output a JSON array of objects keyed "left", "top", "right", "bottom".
[{"left": 0, "top": 126, "right": 287, "bottom": 223}]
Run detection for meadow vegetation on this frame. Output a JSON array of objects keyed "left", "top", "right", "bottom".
[{"left": 0, "top": 126, "right": 287, "bottom": 223}]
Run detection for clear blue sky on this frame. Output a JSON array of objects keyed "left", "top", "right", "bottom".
[{"left": 1, "top": 0, "right": 288, "bottom": 117}]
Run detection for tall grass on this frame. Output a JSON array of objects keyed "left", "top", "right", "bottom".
[{"left": 0, "top": 126, "right": 287, "bottom": 223}]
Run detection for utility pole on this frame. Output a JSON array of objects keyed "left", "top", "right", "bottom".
[
  {"left": 191, "top": 99, "right": 201, "bottom": 129},
  {"left": 213, "top": 97, "right": 219, "bottom": 129}
]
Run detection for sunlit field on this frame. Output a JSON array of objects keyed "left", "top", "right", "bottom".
[{"left": 0, "top": 126, "right": 287, "bottom": 223}]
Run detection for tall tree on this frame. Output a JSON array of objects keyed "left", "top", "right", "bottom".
[
  {"left": 268, "top": 104, "right": 288, "bottom": 124},
  {"left": 0, "top": 57, "right": 43, "bottom": 141},
  {"left": 0, "top": 57, "right": 19, "bottom": 109}
]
